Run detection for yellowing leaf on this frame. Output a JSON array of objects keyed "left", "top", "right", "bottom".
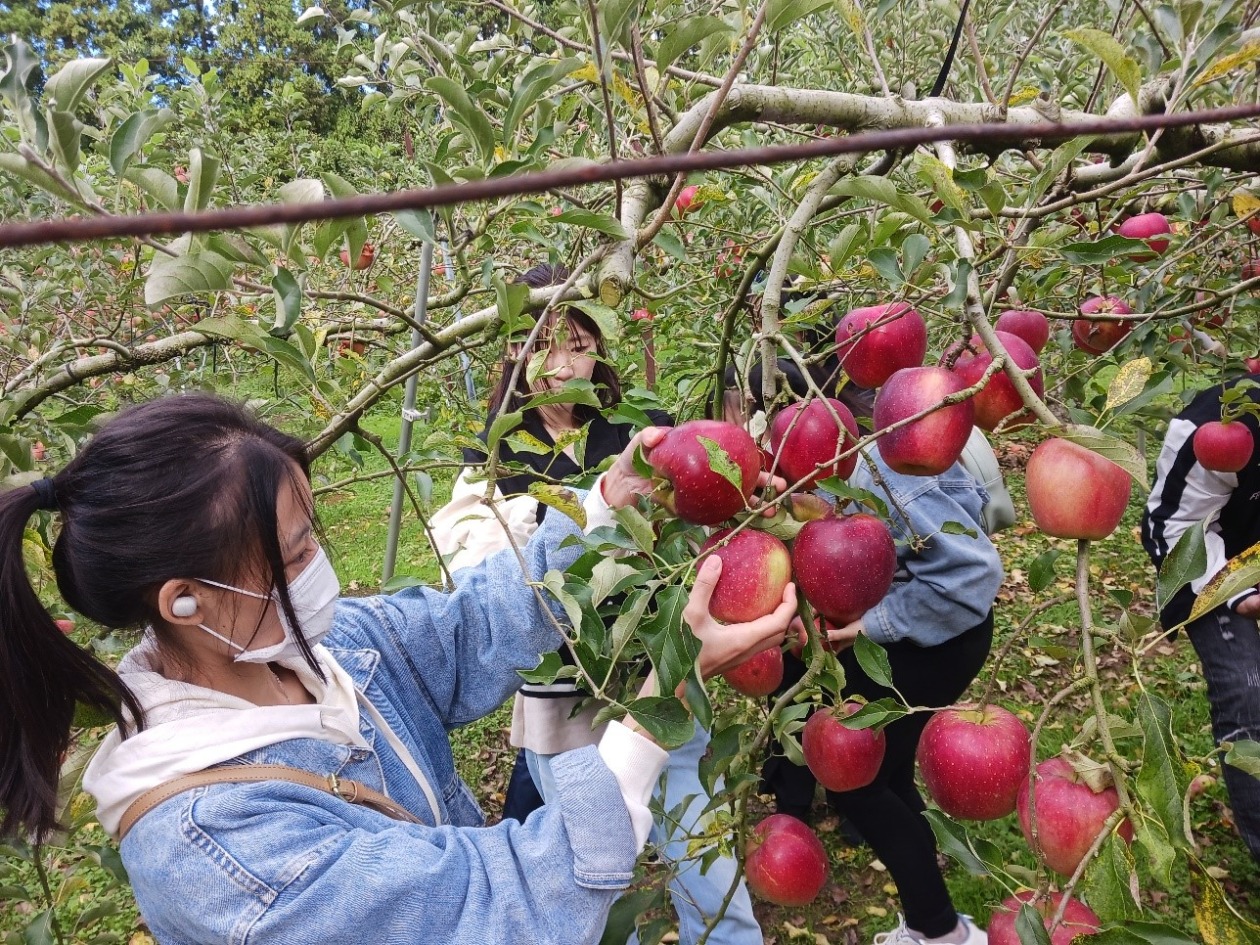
[
  {"left": 1194, "top": 864, "right": 1260, "bottom": 944},
  {"left": 528, "top": 482, "right": 587, "bottom": 529},
  {"left": 1187, "top": 540, "right": 1260, "bottom": 623},
  {"left": 1064, "top": 28, "right": 1141, "bottom": 104},
  {"left": 1232, "top": 192, "right": 1260, "bottom": 221},
  {"left": 836, "top": 0, "right": 865, "bottom": 37},
  {"left": 1007, "top": 87, "right": 1040, "bottom": 106},
  {"left": 568, "top": 62, "right": 599, "bottom": 83},
  {"left": 918, "top": 154, "right": 968, "bottom": 216},
  {"left": 1194, "top": 41, "right": 1260, "bottom": 88},
  {"left": 1104, "top": 356, "right": 1152, "bottom": 411}
]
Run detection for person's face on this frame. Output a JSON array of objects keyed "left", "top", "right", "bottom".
[
  {"left": 188, "top": 472, "right": 321, "bottom": 655},
  {"left": 535, "top": 319, "right": 598, "bottom": 392}
]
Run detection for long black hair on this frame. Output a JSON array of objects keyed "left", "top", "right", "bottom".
[{"left": 0, "top": 393, "right": 318, "bottom": 839}]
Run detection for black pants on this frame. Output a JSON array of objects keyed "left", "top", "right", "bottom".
[{"left": 762, "top": 613, "right": 994, "bottom": 937}]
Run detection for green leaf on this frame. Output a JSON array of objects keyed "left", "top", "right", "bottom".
[
  {"left": 46, "top": 109, "right": 83, "bottom": 175},
  {"left": 853, "top": 634, "right": 894, "bottom": 689},
  {"left": 608, "top": 588, "right": 652, "bottom": 660},
  {"left": 270, "top": 268, "right": 302, "bottom": 337},
  {"left": 521, "top": 379, "right": 603, "bottom": 411},
  {"left": 766, "top": 0, "right": 831, "bottom": 32},
  {"left": 599, "top": 889, "right": 662, "bottom": 945},
  {"left": 393, "top": 209, "right": 435, "bottom": 243},
  {"left": 1156, "top": 521, "right": 1207, "bottom": 612},
  {"left": 518, "top": 650, "right": 568, "bottom": 685},
  {"left": 183, "top": 147, "right": 221, "bottom": 213},
  {"left": 1065, "top": 28, "right": 1142, "bottom": 104},
  {"left": 653, "top": 229, "right": 687, "bottom": 262},
  {"left": 625, "top": 695, "right": 694, "bottom": 749},
  {"left": 827, "top": 224, "right": 865, "bottom": 270},
  {"left": 918, "top": 154, "right": 968, "bottom": 216},
  {"left": 939, "top": 520, "right": 978, "bottom": 539},
  {"left": 494, "top": 276, "right": 531, "bottom": 335},
  {"left": 639, "top": 584, "right": 697, "bottom": 695},
  {"left": 486, "top": 410, "right": 524, "bottom": 456},
  {"left": 697, "top": 435, "right": 745, "bottom": 495},
  {"left": 655, "top": 17, "right": 734, "bottom": 74},
  {"left": 598, "top": 0, "right": 639, "bottom": 48},
  {"left": 1224, "top": 739, "right": 1260, "bottom": 777},
  {"left": 867, "top": 247, "right": 904, "bottom": 287},
  {"left": 614, "top": 505, "right": 657, "bottom": 554},
  {"left": 922, "top": 810, "right": 993, "bottom": 876},
  {"left": 815, "top": 477, "right": 888, "bottom": 517},
  {"left": 552, "top": 209, "right": 629, "bottom": 240},
  {"left": 505, "top": 58, "right": 582, "bottom": 142},
  {"left": 23, "top": 909, "right": 56, "bottom": 945},
  {"left": 0, "top": 152, "right": 81, "bottom": 203},
  {"left": 841, "top": 697, "right": 906, "bottom": 730},
  {"left": 1083, "top": 835, "right": 1142, "bottom": 922},
  {"left": 426, "top": 76, "right": 496, "bottom": 163},
  {"left": 109, "top": 108, "right": 175, "bottom": 175},
  {"left": 1187, "top": 540, "right": 1260, "bottom": 624},
  {"left": 1060, "top": 234, "right": 1149, "bottom": 264},
  {"left": 145, "top": 238, "right": 235, "bottom": 307},
  {"left": 528, "top": 482, "right": 587, "bottom": 530},
  {"left": 296, "top": 5, "right": 325, "bottom": 25},
  {"left": 43, "top": 57, "right": 113, "bottom": 112},
  {"left": 1014, "top": 904, "right": 1053, "bottom": 945},
  {"left": 320, "top": 172, "right": 368, "bottom": 262},
  {"left": 829, "top": 176, "right": 933, "bottom": 225},
  {"left": 1028, "top": 548, "right": 1063, "bottom": 593},
  {"left": 1090, "top": 922, "right": 1198, "bottom": 945},
  {"left": 123, "top": 166, "right": 179, "bottom": 210},
  {"left": 567, "top": 299, "right": 622, "bottom": 340},
  {"left": 1135, "top": 694, "right": 1189, "bottom": 849},
  {"left": 1059, "top": 424, "right": 1148, "bottom": 489}
]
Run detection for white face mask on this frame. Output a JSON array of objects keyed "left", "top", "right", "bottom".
[{"left": 195, "top": 547, "right": 340, "bottom": 663}]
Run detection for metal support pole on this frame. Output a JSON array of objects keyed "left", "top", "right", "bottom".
[
  {"left": 382, "top": 240, "right": 435, "bottom": 585},
  {"left": 440, "top": 242, "right": 477, "bottom": 401}
]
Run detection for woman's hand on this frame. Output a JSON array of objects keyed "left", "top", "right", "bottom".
[
  {"left": 601, "top": 427, "right": 668, "bottom": 510},
  {"left": 683, "top": 556, "right": 797, "bottom": 677},
  {"left": 790, "top": 613, "right": 862, "bottom": 653}
]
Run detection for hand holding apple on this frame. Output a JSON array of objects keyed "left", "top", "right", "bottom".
[
  {"left": 683, "top": 556, "right": 797, "bottom": 678},
  {"left": 600, "top": 427, "right": 670, "bottom": 509}
]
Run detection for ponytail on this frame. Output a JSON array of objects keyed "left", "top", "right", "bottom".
[{"left": 0, "top": 481, "right": 143, "bottom": 840}]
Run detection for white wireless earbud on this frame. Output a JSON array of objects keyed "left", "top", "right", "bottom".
[{"left": 171, "top": 596, "right": 198, "bottom": 618}]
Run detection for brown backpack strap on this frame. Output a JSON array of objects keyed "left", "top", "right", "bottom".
[{"left": 117, "top": 764, "right": 423, "bottom": 841}]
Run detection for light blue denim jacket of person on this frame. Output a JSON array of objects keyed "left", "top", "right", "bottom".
[
  {"left": 849, "top": 452, "right": 1004, "bottom": 647},
  {"left": 115, "top": 507, "right": 642, "bottom": 945}
]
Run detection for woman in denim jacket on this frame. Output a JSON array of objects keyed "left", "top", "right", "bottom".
[{"left": 0, "top": 393, "right": 795, "bottom": 945}]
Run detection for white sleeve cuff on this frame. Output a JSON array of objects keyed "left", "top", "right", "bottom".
[
  {"left": 597, "top": 721, "right": 669, "bottom": 851},
  {"left": 582, "top": 477, "right": 618, "bottom": 534}
]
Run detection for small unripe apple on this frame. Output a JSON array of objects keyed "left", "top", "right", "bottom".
[
  {"left": 873, "top": 366, "right": 975, "bottom": 476},
  {"left": 1025, "top": 438, "right": 1132, "bottom": 540},
  {"left": 768, "top": 398, "right": 860, "bottom": 487},
  {"left": 744, "top": 814, "right": 829, "bottom": 906},
  {"left": 792, "top": 513, "right": 896, "bottom": 625},
  {"left": 649, "top": 420, "right": 762, "bottom": 526},
  {"left": 723, "top": 646, "right": 785, "bottom": 697},
  {"left": 989, "top": 891, "right": 1101, "bottom": 945},
  {"left": 802, "top": 702, "right": 886, "bottom": 792},
  {"left": 1074, "top": 296, "right": 1134, "bottom": 354},
  {"left": 916, "top": 704, "right": 1031, "bottom": 820},
  {"left": 835, "top": 302, "right": 928, "bottom": 388},
  {"left": 1117, "top": 211, "right": 1171, "bottom": 259},
  {"left": 699, "top": 529, "right": 792, "bottom": 624},
  {"left": 994, "top": 310, "right": 1050, "bottom": 354},
  {"left": 1193, "top": 420, "right": 1254, "bottom": 472}
]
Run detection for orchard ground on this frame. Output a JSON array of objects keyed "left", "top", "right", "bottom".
[{"left": 3, "top": 380, "right": 1257, "bottom": 945}]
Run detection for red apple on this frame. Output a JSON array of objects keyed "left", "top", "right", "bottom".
[
  {"left": 54, "top": 618, "right": 75, "bottom": 635},
  {"left": 873, "top": 366, "right": 975, "bottom": 476},
  {"left": 699, "top": 529, "right": 792, "bottom": 624},
  {"left": 631, "top": 308, "right": 653, "bottom": 321},
  {"left": 835, "top": 303, "right": 928, "bottom": 388},
  {"left": 31, "top": 441, "right": 46, "bottom": 462},
  {"left": 675, "top": 184, "right": 700, "bottom": 214},
  {"left": 1244, "top": 259, "right": 1260, "bottom": 282},
  {"left": 1193, "top": 421, "right": 1254, "bottom": 472},
  {"left": 949, "top": 331, "right": 1043, "bottom": 432},
  {"left": 341, "top": 243, "right": 375, "bottom": 270},
  {"left": 792, "top": 513, "right": 897, "bottom": 625},
  {"left": 649, "top": 420, "right": 762, "bottom": 526},
  {"left": 723, "top": 646, "right": 785, "bottom": 697},
  {"left": 1117, "top": 211, "right": 1171, "bottom": 259},
  {"left": 802, "top": 702, "right": 887, "bottom": 792},
  {"left": 768, "top": 398, "right": 860, "bottom": 487},
  {"left": 1250, "top": 215, "right": 1260, "bottom": 237},
  {"left": 744, "top": 814, "right": 829, "bottom": 907},
  {"left": 1025, "top": 438, "right": 1132, "bottom": 540},
  {"left": 989, "top": 892, "right": 1101, "bottom": 945},
  {"left": 995, "top": 310, "right": 1050, "bottom": 354},
  {"left": 1246, "top": 357, "right": 1260, "bottom": 373},
  {"left": 1073, "top": 297, "right": 1134, "bottom": 354},
  {"left": 916, "top": 704, "right": 1032, "bottom": 820},
  {"left": 1017, "top": 756, "right": 1134, "bottom": 876}
]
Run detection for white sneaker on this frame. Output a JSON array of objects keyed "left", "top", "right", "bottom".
[{"left": 871, "top": 915, "right": 988, "bottom": 945}]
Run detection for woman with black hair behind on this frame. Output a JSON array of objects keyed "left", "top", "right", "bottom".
[
  {"left": 0, "top": 391, "right": 795, "bottom": 945},
  {"left": 433, "top": 263, "right": 765, "bottom": 945}
]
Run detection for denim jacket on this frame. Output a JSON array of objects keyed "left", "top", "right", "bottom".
[
  {"left": 851, "top": 453, "right": 1004, "bottom": 647},
  {"left": 87, "top": 502, "right": 655, "bottom": 945}
]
